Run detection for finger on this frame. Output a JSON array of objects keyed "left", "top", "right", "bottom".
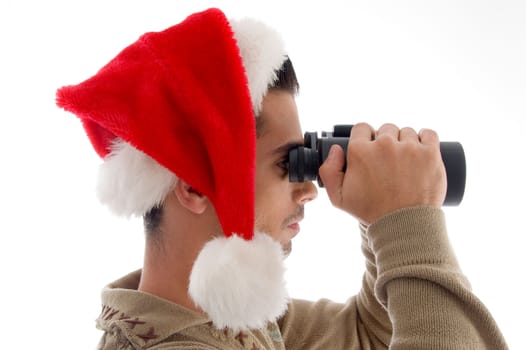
[
  {"left": 376, "top": 123, "right": 399, "bottom": 141},
  {"left": 350, "top": 122, "right": 375, "bottom": 142},
  {"left": 419, "top": 128, "right": 439, "bottom": 146},
  {"left": 399, "top": 127, "right": 418, "bottom": 142},
  {"left": 319, "top": 145, "right": 345, "bottom": 208}
]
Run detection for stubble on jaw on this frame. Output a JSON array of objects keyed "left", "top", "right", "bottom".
[
  {"left": 282, "top": 241, "right": 292, "bottom": 257},
  {"left": 254, "top": 206, "right": 304, "bottom": 258}
]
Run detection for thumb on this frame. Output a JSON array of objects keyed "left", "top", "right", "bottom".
[{"left": 319, "top": 145, "right": 345, "bottom": 208}]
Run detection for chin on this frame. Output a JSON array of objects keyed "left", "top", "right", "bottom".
[{"left": 254, "top": 228, "right": 292, "bottom": 257}]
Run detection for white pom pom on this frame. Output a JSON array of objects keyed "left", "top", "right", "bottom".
[{"left": 189, "top": 232, "right": 289, "bottom": 331}]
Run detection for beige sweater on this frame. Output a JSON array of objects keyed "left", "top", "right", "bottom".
[{"left": 96, "top": 207, "right": 509, "bottom": 349}]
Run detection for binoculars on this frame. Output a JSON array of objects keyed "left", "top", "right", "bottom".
[{"left": 288, "top": 125, "right": 466, "bottom": 206}]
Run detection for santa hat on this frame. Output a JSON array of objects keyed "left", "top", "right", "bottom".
[{"left": 56, "top": 8, "right": 289, "bottom": 331}]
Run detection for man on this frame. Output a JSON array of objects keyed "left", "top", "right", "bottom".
[{"left": 57, "top": 8, "right": 509, "bottom": 350}]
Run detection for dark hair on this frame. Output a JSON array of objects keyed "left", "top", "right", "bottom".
[
  {"left": 255, "top": 56, "right": 298, "bottom": 136},
  {"left": 144, "top": 57, "right": 299, "bottom": 235},
  {"left": 143, "top": 205, "right": 163, "bottom": 235},
  {"left": 272, "top": 56, "right": 299, "bottom": 94}
]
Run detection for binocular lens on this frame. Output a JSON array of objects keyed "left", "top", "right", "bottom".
[{"left": 288, "top": 147, "right": 318, "bottom": 182}]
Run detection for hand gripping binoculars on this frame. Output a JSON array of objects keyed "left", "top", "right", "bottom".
[{"left": 288, "top": 125, "right": 466, "bottom": 206}]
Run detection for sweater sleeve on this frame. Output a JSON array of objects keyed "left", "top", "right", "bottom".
[
  {"left": 277, "top": 218, "right": 392, "bottom": 349},
  {"left": 278, "top": 206, "right": 509, "bottom": 350},
  {"left": 368, "top": 206, "right": 508, "bottom": 349}
]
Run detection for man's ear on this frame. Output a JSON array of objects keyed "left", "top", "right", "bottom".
[{"left": 173, "top": 180, "right": 208, "bottom": 214}]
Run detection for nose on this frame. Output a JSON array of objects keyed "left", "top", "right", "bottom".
[{"left": 294, "top": 181, "right": 318, "bottom": 205}]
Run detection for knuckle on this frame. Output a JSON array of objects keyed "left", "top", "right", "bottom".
[
  {"left": 420, "top": 128, "right": 438, "bottom": 138},
  {"left": 375, "top": 134, "right": 396, "bottom": 147},
  {"left": 380, "top": 122, "right": 398, "bottom": 129},
  {"left": 354, "top": 122, "right": 373, "bottom": 129},
  {"left": 400, "top": 126, "right": 417, "bottom": 134}
]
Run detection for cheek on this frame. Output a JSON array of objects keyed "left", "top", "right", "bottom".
[
  {"left": 256, "top": 173, "right": 290, "bottom": 208},
  {"left": 256, "top": 188, "right": 283, "bottom": 219},
  {"left": 255, "top": 177, "right": 292, "bottom": 230}
]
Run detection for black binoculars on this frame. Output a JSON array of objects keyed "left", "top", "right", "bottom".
[{"left": 288, "top": 125, "right": 466, "bottom": 206}]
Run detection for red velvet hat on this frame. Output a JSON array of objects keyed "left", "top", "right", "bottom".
[{"left": 57, "top": 8, "right": 289, "bottom": 331}]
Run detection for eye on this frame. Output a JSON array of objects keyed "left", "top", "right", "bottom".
[{"left": 276, "top": 157, "right": 289, "bottom": 174}]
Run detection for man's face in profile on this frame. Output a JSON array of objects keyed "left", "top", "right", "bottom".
[{"left": 254, "top": 90, "right": 318, "bottom": 256}]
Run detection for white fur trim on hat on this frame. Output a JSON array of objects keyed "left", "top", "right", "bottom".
[
  {"left": 96, "top": 140, "right": 177, "bottom": 217},
  {"left": 189, "top": 232, "right": 289, "bottom": 331},
  {"left": 230, "top": 18, "right": 288, "bottom": 115}
]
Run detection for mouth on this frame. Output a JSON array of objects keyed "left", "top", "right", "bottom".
[
  {"left": 283, "top": 207, "right": 305, "bottom": 238},
  {"left": 286, "top": 217, "right": 303, "bottom": 236}
]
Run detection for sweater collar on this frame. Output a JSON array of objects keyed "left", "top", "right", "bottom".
[{"left": 98, "top": 269, "right": 210, "bottom": 348}]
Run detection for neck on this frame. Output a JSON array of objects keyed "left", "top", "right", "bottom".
[
  {"left": 138, "top": 238, "right": 203, "bottom": 313},
  {"left": 137, "top": 191, "right": 223, "bottom": 315}
]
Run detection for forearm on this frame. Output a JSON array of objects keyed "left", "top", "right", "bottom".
[{"left": 368, "top": 206, "right": 508, "bottom": 350}]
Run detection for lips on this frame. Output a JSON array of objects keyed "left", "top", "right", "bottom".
[
  {"left": 283, "top": 207, "right": 304, "bottom": 237},
  {"left": 287, "top": 222, "right": 300, "bottom": 236}
]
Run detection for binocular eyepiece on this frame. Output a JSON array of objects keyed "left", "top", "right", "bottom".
[{"left": 288, "top": 125, "right": 466, "bottom": 206}]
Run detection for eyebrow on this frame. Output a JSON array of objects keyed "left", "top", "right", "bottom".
[{"left": 271, "top": 141, "right": 305, "bottom": 156}]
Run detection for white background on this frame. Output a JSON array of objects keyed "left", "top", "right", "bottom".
[{"left": 0, "top": 1, "right": 524, "bottom": 348}]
